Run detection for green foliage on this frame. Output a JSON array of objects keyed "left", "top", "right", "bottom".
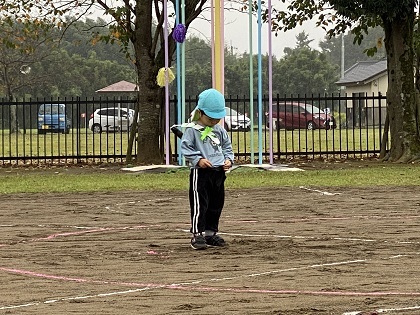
[
  {"left": 0, "top": 19, "right": 59, "bottom": 100},
  {"left": 1, "top": 17, "right": 347, "bottom": 100},
  {"left": 275, "top": 34, "right": 339, "bottom": 95},
  {"left": 0, "top": 12, "right": 388, "bottom": 101},
  {"left": 0, "top": 15, "right": 387, "bottom": 101},
  {"left": 269, "top": 0, "right": 412, "bottom": 43},
  {"left": 175, "top": 31, "right": 339, "bottom": 97},
  {"left": 61, "top": 18, "right": 133, "bottom": 65},
  {"left": 0, "top": 18, "right": 137, "bottom": 99},
  {"left": 320, "top": 26, "right": 386, "bottom": 71},
  {"left": 288, "top": 0, "right": 420, "bottom": 162}
]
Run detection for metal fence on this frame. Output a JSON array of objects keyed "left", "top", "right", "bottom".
[{"left": 0, "top": 94, "right": 387, "bottom": 166}]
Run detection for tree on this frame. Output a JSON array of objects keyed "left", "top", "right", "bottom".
[
  {"left": 60, "top": 18, "right": 133, "bottom": 66},
  {"left": 1, "top": 18, "right": 136, "bottom": 101},
  {"left": 0, "top": 20, "right": 57, "bottom": 133},
  {"left": 269, "top": 0, "right": 420, "bottom": 162},
  {"left": 1, "top": 0, "right": 207, "bottom": 164},
  {"left": 294, "top": 31, "right": 313, "bottom": 50},
  {"left": 273, "top": 32, "right": 339, "bottom": 96},
  {"left": 179, "top": 36, "right": 212, "bottom": 97},
  {"left": 320, "top": 26, "right": 386, "bottom": 73}
]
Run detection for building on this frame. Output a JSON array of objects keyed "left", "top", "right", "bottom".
[{"left": 336, "top": 59, "right": 387, "bottom": 127}]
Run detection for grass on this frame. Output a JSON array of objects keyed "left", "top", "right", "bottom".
[
  {"left": 0, "top": 129, "right": 130, "bottom": 157},
  {"left": 1, "top": 163, "right": 420, "bottom": 194},
  {"left": 1, "top": 127, "right": 383, "bottom": 159}
]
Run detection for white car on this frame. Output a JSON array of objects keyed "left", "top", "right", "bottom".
[
  {"left": 89, "top": 107, "right": 135, "bottom": 133},
  {"left": 224, "top": 107, "right": 251, "bottom": 131}
]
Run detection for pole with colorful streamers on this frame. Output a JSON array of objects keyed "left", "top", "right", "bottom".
[
  {"left": 212, "top": 0, "right": 224, "bottom": 93},
  {"left": 257, "top": 0, "right": 263, "bottom": 164},
  {"left": 268, "top": 0, "right": 273, "bottom": 164},
  {"left": 248, "top": 0, "right": 254, "bottom": 164},
  {"left": 164, "top": 0, "right": 170, "bottom": 164}
]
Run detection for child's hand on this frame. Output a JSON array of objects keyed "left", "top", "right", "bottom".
[
  {"left": 223, "top": 159, "right": 232, "bottom": 171},
  {"left": 198, "top": 158, "right": 213, "bottom": 168}
]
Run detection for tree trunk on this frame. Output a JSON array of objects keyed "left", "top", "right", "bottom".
[
  {"left": 132, "top": 0, "right": 163, "bottom": 164},
  {"left": 7, "top": 86, "right": 19, "bottom": 134},
  {"left": 126, "top": 100, "right": 140, "bottom": 165},
  {"left": 134, "top": 86, "right": 163, "bottom": 164},
  {"left": 379, "top": 112, "right": 389, "bottom": 160},
  {"left": 123, "top": 0, "right": 202, "bottom": 165},
  {"left": 382, "top": 8, "right": 420, "bottom": 162}
]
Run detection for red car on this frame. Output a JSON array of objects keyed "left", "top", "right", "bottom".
[{"left": 266, "top": 102, "right": 336, "bottom": 130}]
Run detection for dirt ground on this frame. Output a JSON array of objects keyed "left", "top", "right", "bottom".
[{"left": 1, "top": 163, "right": 420, "bottom": 315}]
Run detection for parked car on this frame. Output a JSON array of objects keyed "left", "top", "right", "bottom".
[
  {"left": 224, "top": 107, "right": 251, "bottom": 131},
  {"left": 89, "top": 107, "right": 135, "bottom": 133},
  {"left": 265, "top": 102, "right": 336, "bottom": 130},
  {"left": 38, "top": 103, "right": 71, "bottom": 134}
]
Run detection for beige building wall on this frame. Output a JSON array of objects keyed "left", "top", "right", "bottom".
[
  {"left": 373, "top": 74, "right": 388, "bottom": 96},
  {"left": 342, "top": 73, "right": 388, "bottom": 127},
  {"left": 344, "top": 74, "right": 388, "bottom": 104}
]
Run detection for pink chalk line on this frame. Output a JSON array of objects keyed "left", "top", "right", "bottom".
[
  {"left": 0, "top": 224, "right": 161, "bottom": 247},
  {"left": 0, "top": 267, "right": 164, "bottom": 288},
  {"left": 2, "top": 255, "right": 420, "bottom": 297},
  {"left": 2, "top": 254, "right": 420, "bottom": 311},
  {"left": 34, "top": 225, "right": 160, "bottom": 241},
  {"left": 2, "top": 265, "right": 420, "bottom": 297}
]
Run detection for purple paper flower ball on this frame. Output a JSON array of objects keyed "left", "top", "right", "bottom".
[{"left": 172, "top": 24, "right": 186, "bottom": 43}]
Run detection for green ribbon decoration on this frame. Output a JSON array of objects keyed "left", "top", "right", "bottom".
[{"left": 200, "top": 126, "right": 214, "bottom": 141}]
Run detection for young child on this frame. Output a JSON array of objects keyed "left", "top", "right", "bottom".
[{"left": 180, "top": 88, "right": 234, "bottom": 250}]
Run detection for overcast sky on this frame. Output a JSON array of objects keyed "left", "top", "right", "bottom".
[
  {"left": 86, "top": 2, "right": 329, "bottom": 59},
  {"left": 189, "top": 5, "right": 328, "bottom": 58}
]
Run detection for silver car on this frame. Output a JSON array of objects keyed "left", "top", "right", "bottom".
[
  {"left": 88, "top": 107, "right": 135, "bottom": 133},
  {"left": 224, "top": 107, "right": 251, "bottom": 131}
]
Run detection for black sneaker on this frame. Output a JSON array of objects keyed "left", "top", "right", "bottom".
[
  {"left": 205, "top": 234, "right": 226, "bottom": 247},
  {"left": 191, "top": 234, "right": 207, "bottom": 250}
]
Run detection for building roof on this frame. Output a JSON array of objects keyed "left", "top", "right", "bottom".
[
  {"left": 95, "top": 80, "right": 138, "bottom": 93},
  {"left": 336, "top": 59, "right": 387, "bottom": 86}
]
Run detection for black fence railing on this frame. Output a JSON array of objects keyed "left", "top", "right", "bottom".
[{"left": 0, "top": 94, "right": 387, "bottom": 166}]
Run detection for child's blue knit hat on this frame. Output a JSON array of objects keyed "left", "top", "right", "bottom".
[{"left": 196, "top": 88, "right": 226, "bottom": 119}]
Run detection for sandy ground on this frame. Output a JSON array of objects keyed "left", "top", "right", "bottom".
[{"left": 1, "top": 171, "right": 420, "bottom": 314}]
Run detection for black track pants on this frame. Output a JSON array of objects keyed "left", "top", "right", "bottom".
[{"left": 189, "top": 168, "right": 226, "bottom": 235}]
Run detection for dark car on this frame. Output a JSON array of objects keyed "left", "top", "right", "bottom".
[{"left": 265, "top": 102, "right": 336, "bottom": 130}]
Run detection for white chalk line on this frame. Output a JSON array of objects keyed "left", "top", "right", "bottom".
[
  {"left": 104, "top": 197, "right": 184, "bottom": 214},
  {"left": 299, "top": 186, "right": 341, "bottom": 195},
  {"left": 2, "top": 252, "right": 420, "bottom": 311},
  {"left": 2, "top": 196, "right": 420, "bottom": 312},
  {"left": 2, "top": 223, "right": 419, "bottom": 249},
  {"left": 343, "top": 304, "right": 420, "bottom": 314},
  {"left": 225, "top": 214, "right": 420, "bottom": 224},
  {"left": 0, "top": 258, "right": 375, "bottom": 311},
  {"left": 0, "top": 224, "right": 102, "bottom": 229},
  {"left": 5, "top": 211, "right": 420, "bottom": 230},
  {"left": 0, "top": 227, "right": 420, "bottom": 309},
  {"left": 0, "top": 287, "right": 153, "bottom": 310},
  {"left": 178, "top": 229, "right": 420, "bottom": 246}
]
